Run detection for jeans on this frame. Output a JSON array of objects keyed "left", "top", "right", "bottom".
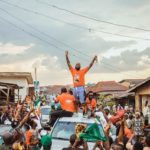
[{"left": 73, "top": 86, "right": 86, "bottom": 104}]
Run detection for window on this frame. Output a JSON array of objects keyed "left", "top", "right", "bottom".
[
  {"left": 41, "top": 108, "right": 50, "bottom": 115},
  {"left": 51, "top": 121, "right": 105, "bottom": 141},
  {"left": 52, "top": 121, "right": 76, "bottom": 140}
]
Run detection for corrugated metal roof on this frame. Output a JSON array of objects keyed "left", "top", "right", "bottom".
[
  {"left": 128, "top": 77, "right": 150, "bottom": 92},
  {"left": 0, "top": 72, "right": 33, "bottom": 84},
  {"left": 0, "top": 82, "right": 21, "bottom": 89},
  {"left": 40, "top": 85, "right": 71, "bottom": 94},
  {"left": 87, "top": 81, "right": 128, "bottom": 93},
  {"left": 119, "top": 79, "right": 144, "bottom": 85}
]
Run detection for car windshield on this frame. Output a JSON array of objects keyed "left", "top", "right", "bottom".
[
  {"left": 52, "top": 121, "right": 75, "bottom": 140},
  {"left": 41, "top": 108, "right": 50, "bottom": 115},
  {"left": 51, "top": 121, "right": 105, "bottom": 141}
]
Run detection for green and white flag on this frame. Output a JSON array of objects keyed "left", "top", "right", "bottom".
[
  {"left": 79, "top": 123, "right": 107, "bottom": 142},
  {"left": 34, "top": 97, "right": 41, "bottom": 109}
]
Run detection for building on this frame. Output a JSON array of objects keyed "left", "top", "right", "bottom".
[
  {"left": 40, "top": 85, "right": 71, "bottom": 95},
  {"left": 88, "top": 81, "right": 128, "bottom": 94},
  {"left": 0, "top": 82, "right": 21, "bottom": 105},
  {"left": 128, "top": 77, "right": 150, "bottom": 112},
  {"left": 87, "top": 81, "right": 128, "bottom": 105},
  {"left": 119, "top": 79, "right": 144, "bottom": 89},
  {"left": 0, "top": 72, "right": 33, "bottom": 101}
]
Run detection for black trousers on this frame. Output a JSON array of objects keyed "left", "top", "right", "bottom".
[{"left": 49, "top": 110, "right": 73, "bottom": 126}]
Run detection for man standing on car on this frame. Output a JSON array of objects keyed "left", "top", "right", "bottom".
[{"left": 65, "top": 51, "right": 97, "bottom": 107}]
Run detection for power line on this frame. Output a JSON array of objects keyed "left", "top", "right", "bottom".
[
  {"left": 36, "top": 0, "right": 150, "bottom": 32},
  {"left": 0, "top": 5, "right": 146, "bottom": 78},
  {"left": 0, "top": 13, "right": 89, "bottom": 64},
  {"left": 0, "top": 0, "right": 89, "bottom": 31},
  {"left": 0, "top": 8, "right": 145, "bottom": 78},
  {"left": 0, "top": 16, "right": 65, "bottom": 54},
  {"left": 0, "top": 7, "right": 90, "bottom": 62},
  {"left": 0, "top": 0, "right": 150, "bottom": 41},
  {"left": 100, "top": 60, "right": 141, "bottom": 78}
]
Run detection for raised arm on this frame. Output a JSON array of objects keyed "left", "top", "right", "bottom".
[
  {"left": 88, "top": 55, "right": 97, "bottom": 71},
  {"left": 117, "top": 120, "right": 124, "bottom": 145},
  {"left": 65, "top": 51, "right": 72, "bottom": 69},
  {"left": 19, "top": 108, "right": 34, "bottom": 127}
]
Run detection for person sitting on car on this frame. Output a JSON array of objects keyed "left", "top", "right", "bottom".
[{"left": 49, "top": 87, "right": 77, "bottom": 126}]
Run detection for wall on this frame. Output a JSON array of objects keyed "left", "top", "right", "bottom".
[
  {"left": 0, "top": 77, "right": 29, "bottom": 101},
  {"left": 136, "top": 83, "right": 150, "bottom": 95},
  {"left": 135, "top": 82, "right": 150, "bottom": 111}
]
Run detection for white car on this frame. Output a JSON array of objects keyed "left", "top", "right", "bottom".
[
  {"left": 50, "top": 114, "right": 105, "bottom": 150},
  {"left": 0, "top": 125, "right": 12, "bottom": 145},
  {"left": 40, "top": 105, "right": 51, "bottom": 127}
]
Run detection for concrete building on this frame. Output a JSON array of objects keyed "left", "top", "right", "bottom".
[
  {"left": 128, "top": 77, "right": 150, "bottom": 112},
  {"left": 0, "top": 72, "right": 33, "bottom": 101},
  {"left": 87, "top": 81, "right": 128, "bottom": 105}
]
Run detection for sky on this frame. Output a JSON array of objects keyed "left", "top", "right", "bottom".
[{"left": 0, "top": 0, "right": 150, "bottom": 85}]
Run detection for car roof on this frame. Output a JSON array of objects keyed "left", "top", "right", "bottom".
[
  {"left": 41, "top": 105, "right": 51, "bottom": 109},
  {"left": 58, "top": 114, "right": 96, "bottom": 124}
]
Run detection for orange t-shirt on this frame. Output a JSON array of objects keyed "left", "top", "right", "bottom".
[
  {"left": 26, "top": 130, "right": 33, "bottom": 145},
  {"left": 124, "top": 127, "right": 133, "bottom": 139},
  {"left": 86, "top": 98, "right": 97, "bottom": 110},
  {"left": 70, "top": 67, "right": 89, "bottom": 87},
  {"left": 56, "top": 93, "right": 76, "bottom": 112}
]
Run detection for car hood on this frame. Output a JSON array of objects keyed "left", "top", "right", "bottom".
[{"left": 51, "top": 139, "right": 95, "bottom": 150}]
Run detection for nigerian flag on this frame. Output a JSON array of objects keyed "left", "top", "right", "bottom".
[
  {"left": 34, "top": 97, "right": 41, "bottom": 109},
  {"left": 79, "top": 123, "right": 107, "bottom": 142},
  {"left": 41, "top": 134, "right": 52, "bottom": 146}
]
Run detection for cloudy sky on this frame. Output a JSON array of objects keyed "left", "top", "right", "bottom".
[{"left": 0, "top": 0, "right": 150, "bottom": 85}]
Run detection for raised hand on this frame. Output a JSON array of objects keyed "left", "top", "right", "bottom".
[
  {"left": 94, "top": 55, "right": 98, "bottom": 62},
  {"left": 65, "top": 51, "right": 69, "bottom": 56}
]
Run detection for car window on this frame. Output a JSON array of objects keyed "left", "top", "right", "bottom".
[
  {"left": 51, "top": 121, "right": 105, "bottom": 141},
  {"left": 41, "top": 108, "right": 50, "bottom": 115},
  {"left": 52, "top": 121, "right": 76, "bottom": 140}
]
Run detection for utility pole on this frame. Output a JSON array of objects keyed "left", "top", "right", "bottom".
[
  {"left": 34, "top": 67, "right": 40, "bottom": 97},
  {"left": 35, "top": 67, "right": 37, "bottom": 82}
]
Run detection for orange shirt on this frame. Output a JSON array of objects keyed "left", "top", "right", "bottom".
[
  {"left": 56, "top": 93, "right": 76, "bottom": 112},
  {"left": 26, "top": 130, "right": 32, "bottom": 145},
  {"left": 86, "top": 98, "right": 97, "bottom": 110},
  {"left": 124, "top": 126, "right": 133, "bottom": 139},
  {"left": 70, "top": 67, "right": 89, "bottom": 87}
]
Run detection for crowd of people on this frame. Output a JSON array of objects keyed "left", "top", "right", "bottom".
[
  {"left": 0, "top": 92, "right": 150, "bottom": 150},
  {"left": 51, "top": 87, "right": 150, "bottom": 150},
  {"left": 0, "top": 97, "right": 52, "bottom": 150},
  {"left": 0, "top": 51, "right": 149, "bottom": 150}
]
